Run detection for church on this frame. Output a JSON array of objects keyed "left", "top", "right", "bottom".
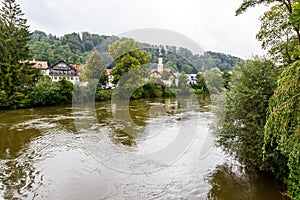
[{"left": 150, "top": 49, "right": 177, "bottom": 87}]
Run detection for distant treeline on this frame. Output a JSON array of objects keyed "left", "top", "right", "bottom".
[{"left": 29, "top": 31, "right": 243, "bottom": 72}]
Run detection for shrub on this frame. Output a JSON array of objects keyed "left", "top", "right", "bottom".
[{"left": 216, "top": 58, "right": 278, "bottom": 169}]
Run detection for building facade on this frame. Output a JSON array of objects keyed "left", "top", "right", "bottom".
[{"left": 45, "top": 60, "right": 80, "bottom": 84}]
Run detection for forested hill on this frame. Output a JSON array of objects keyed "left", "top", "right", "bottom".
[{"left": 29, "top": 30, "right": 243, "bottom": 72}]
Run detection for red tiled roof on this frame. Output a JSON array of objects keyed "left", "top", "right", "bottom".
[
  {"left": 72, "top": 64, "right": 83, "bottom": 72},
  {"left": 29, "top": 60, "right": 48, "bottom": 69}
]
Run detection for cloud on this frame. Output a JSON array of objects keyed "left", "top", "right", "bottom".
[{"left": 19, "top": 0, "right": 267, "bottom": 58}]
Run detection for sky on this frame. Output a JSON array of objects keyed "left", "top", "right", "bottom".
[{"left": 19, "top": 0, "right": 269, "bottom": 58}]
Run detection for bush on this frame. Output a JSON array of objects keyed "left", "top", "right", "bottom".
[
  {"left": 30, "top": 77, "right": 73, "bottom": 106},
  {"left": 216, "top": 58, "right": 278, "bottom": 169},
  {"left": 96, "top": 89, "right": 113, "bottom": 101}
]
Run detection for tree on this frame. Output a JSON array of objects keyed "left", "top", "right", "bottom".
[
  {"left": 177, "top": 71, "right": 190, "bottom": 94},
  {"left": 222, "top": 71, "right": 232, "bottom": 90},
  {"left": 80, "top": 50, "right": 106, "bottom": 82},
  {"left": 236, "top": 0, "right": 300, "bottom": 46},
  {"left": 109, "top": 39, "right": 150, "bottom": 84},
  {"left": 108, "top": 39, "right": 150, "bottom": 99},
  {"left": 236, "top": 1, "right": 300, "bottom": 199},
  {"left": 191, "top": 73, "right": 208, "bottom": 92},
  {"left": 108, "top": 39, "right": 139, "bottom": 61},
  {"left": 263, "top": 61, "right": 300, "bottom": 199},
  {"left": 216, "top": 58, "right": 277, "bottom": 169},
  {"left": 204, "top": 68, "right": 224, "bottom": 94},
  {"left": 256, "top": 4, "right": 299, "bottom": 65},
  {"left": 0, "top": 0, "right": 38, "bottom": 94}
]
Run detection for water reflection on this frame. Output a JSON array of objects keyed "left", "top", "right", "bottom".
[
  {"left": 0, "top": 110, "right": 40, "bottom": 199},
  {"left": 207, "top": 163, "right": 287, "bottom": 200},
  {"left": 0, "top": 106, "right": 77, "bottom": 199},
  {"left": 95, "top": 97, "right": 206, "bottom": 147},
  {"left": 0, "top": 96, "right": 286, "bottom": 199}
]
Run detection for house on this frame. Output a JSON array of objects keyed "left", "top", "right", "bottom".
[
  {"left": 105, "top": 69, "right": 114, "bottom": 88},
  {"left": 23, "top": 59, "right": 48, "bottom": 76},
  {"left": 45, "top": 60, "right": 80, "bottom": 84}
]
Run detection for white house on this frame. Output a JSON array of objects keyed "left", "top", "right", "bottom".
[{"left": 45, "top": 60, "right": 80, "bottom": 84}]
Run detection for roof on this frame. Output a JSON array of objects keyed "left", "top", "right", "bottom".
[
  {"left": 25, "top": 60, "right": 48, "bottom": 69},
  {"left": 72, "top": 64, "right": 83, "bottom": 72},
  {"left": 105, "top": 68, "right": 113, "bottom": 76},
  {"left": 150, "top": 68, "right": 177, "bottom": 79},
  {"left": 48, "top": 60, "right": 74, "bottom": 71},
  {"left": 150, "top": 69, "right": 163, "bottom": 76},
  {"left": 158, "top": 52, "right": 163, "bottom": 58}
]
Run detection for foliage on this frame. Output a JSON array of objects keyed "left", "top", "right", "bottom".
[
  {"left": 216, "top": 58, "right": 278, "bottom": 169},
  {"left": 235, "top": 1, "right": 300, "bottom": 199},
  {"left": 80, "top": 50, "right": 106, "bottom": 82},
  {"left": 30, "top": 77, "right": 73, "bottom": 106},
  {"left": 29, "top": 31, "right": 117, "bottom": 66},
  {"left": 108, "top": 39, "right": 150, "bottom": 99},
  {"left": 177, "top": 71, "right": 191, "bottom": 95},
  {"left": 29, "top": 30, "right": 243, "bottom": 75},
  {"left": 204, "top": 68, "right": 224, "bottom": 94},
  {"left": 95, "top": 89, "right": 113, "bottom": 101},
  {"left": 0, "top": 0, "right": 39, "bottom": 94},
  {"left": 257, "top": 4, "right": 300, "bottom": 65},
  {"left": 190, "top": 73, "right": 208, "bottom": 93},
  {"left": 203, "top": 51, "right": 243, "bottom": 71},
  {"left": 144, "top": 46, "right": 242, "bottom": 73},
  {"left": 263, "top": 61, "right": 300, "bottom": 199},
  {"left": 236, "top": 0, "right": 300, "bottom": 61},
  {"left": 222, "top": 71, "right": 232, "bottom": 90},
  {"left": 108, "top": 39, "right": 139, "bottom": 60}
]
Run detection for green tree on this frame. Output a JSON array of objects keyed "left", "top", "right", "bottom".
[
  {"left": 236, "top": 1, "right": 300, "bottom": 199},
  {"left": 109, "top": 39, "right": 150, "bottom": 84},
  {"left": 177, "top": 71, "right": 190, "bottom": 94},
  {"left": 257, "top": 4, "right": 300, "bottom": 65},
  {"left": 0, "top": 0, "right": 38, "bottom": 94},
  {"left": 108, "top": 39, "right": 139, "bottom": 61},
  {"left": 192, "top": 73, "right": 208, "bottom": 92},
  {"left": 222, "top": 71, "right": 232, "bottom": 90},
  {"left": 236, "top": 0, "right": 300, "bottom": 46},
  {"left": 216, "top": 58, "right": 277, "bottom": 169},
  {"left": 80, "top": 50, "right": 106, "bottom": 82},
  {"left": 108, "top": 39, "right": 150, "bottom": 99},
  {"left": 263, "top": 61, "right": 300, "bottom": 199},
  {"left": 204, "top": 68, "right": 224, "bottom": 94}
]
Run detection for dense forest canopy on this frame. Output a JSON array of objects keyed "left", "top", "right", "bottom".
[{"left": 28, "top": 30, "right": 243, "bottom": 73}]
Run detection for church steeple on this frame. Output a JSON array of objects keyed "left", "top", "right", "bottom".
[{"left": 157, "top": 47, "right": 163, "bottom": 72}]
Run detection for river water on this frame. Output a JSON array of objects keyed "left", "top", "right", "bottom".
[{"left": 0, "top": 97, "right": 286, "bottom": 199}]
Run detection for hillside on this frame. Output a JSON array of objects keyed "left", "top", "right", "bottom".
[{"left": 29, "top": 30, "right": 243, "bottom": 72}]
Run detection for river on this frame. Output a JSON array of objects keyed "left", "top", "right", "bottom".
[{"left": 0, "top": 97, "right": 286, "bottom": 199}]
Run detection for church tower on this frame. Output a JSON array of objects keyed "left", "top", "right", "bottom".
[{"left": 157, "top": 48, "right": 163, "bottom": 72}]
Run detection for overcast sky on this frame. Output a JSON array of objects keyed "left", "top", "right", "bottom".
[{"left": 19, "top": 0, "right": 268, "bottom": 58}]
